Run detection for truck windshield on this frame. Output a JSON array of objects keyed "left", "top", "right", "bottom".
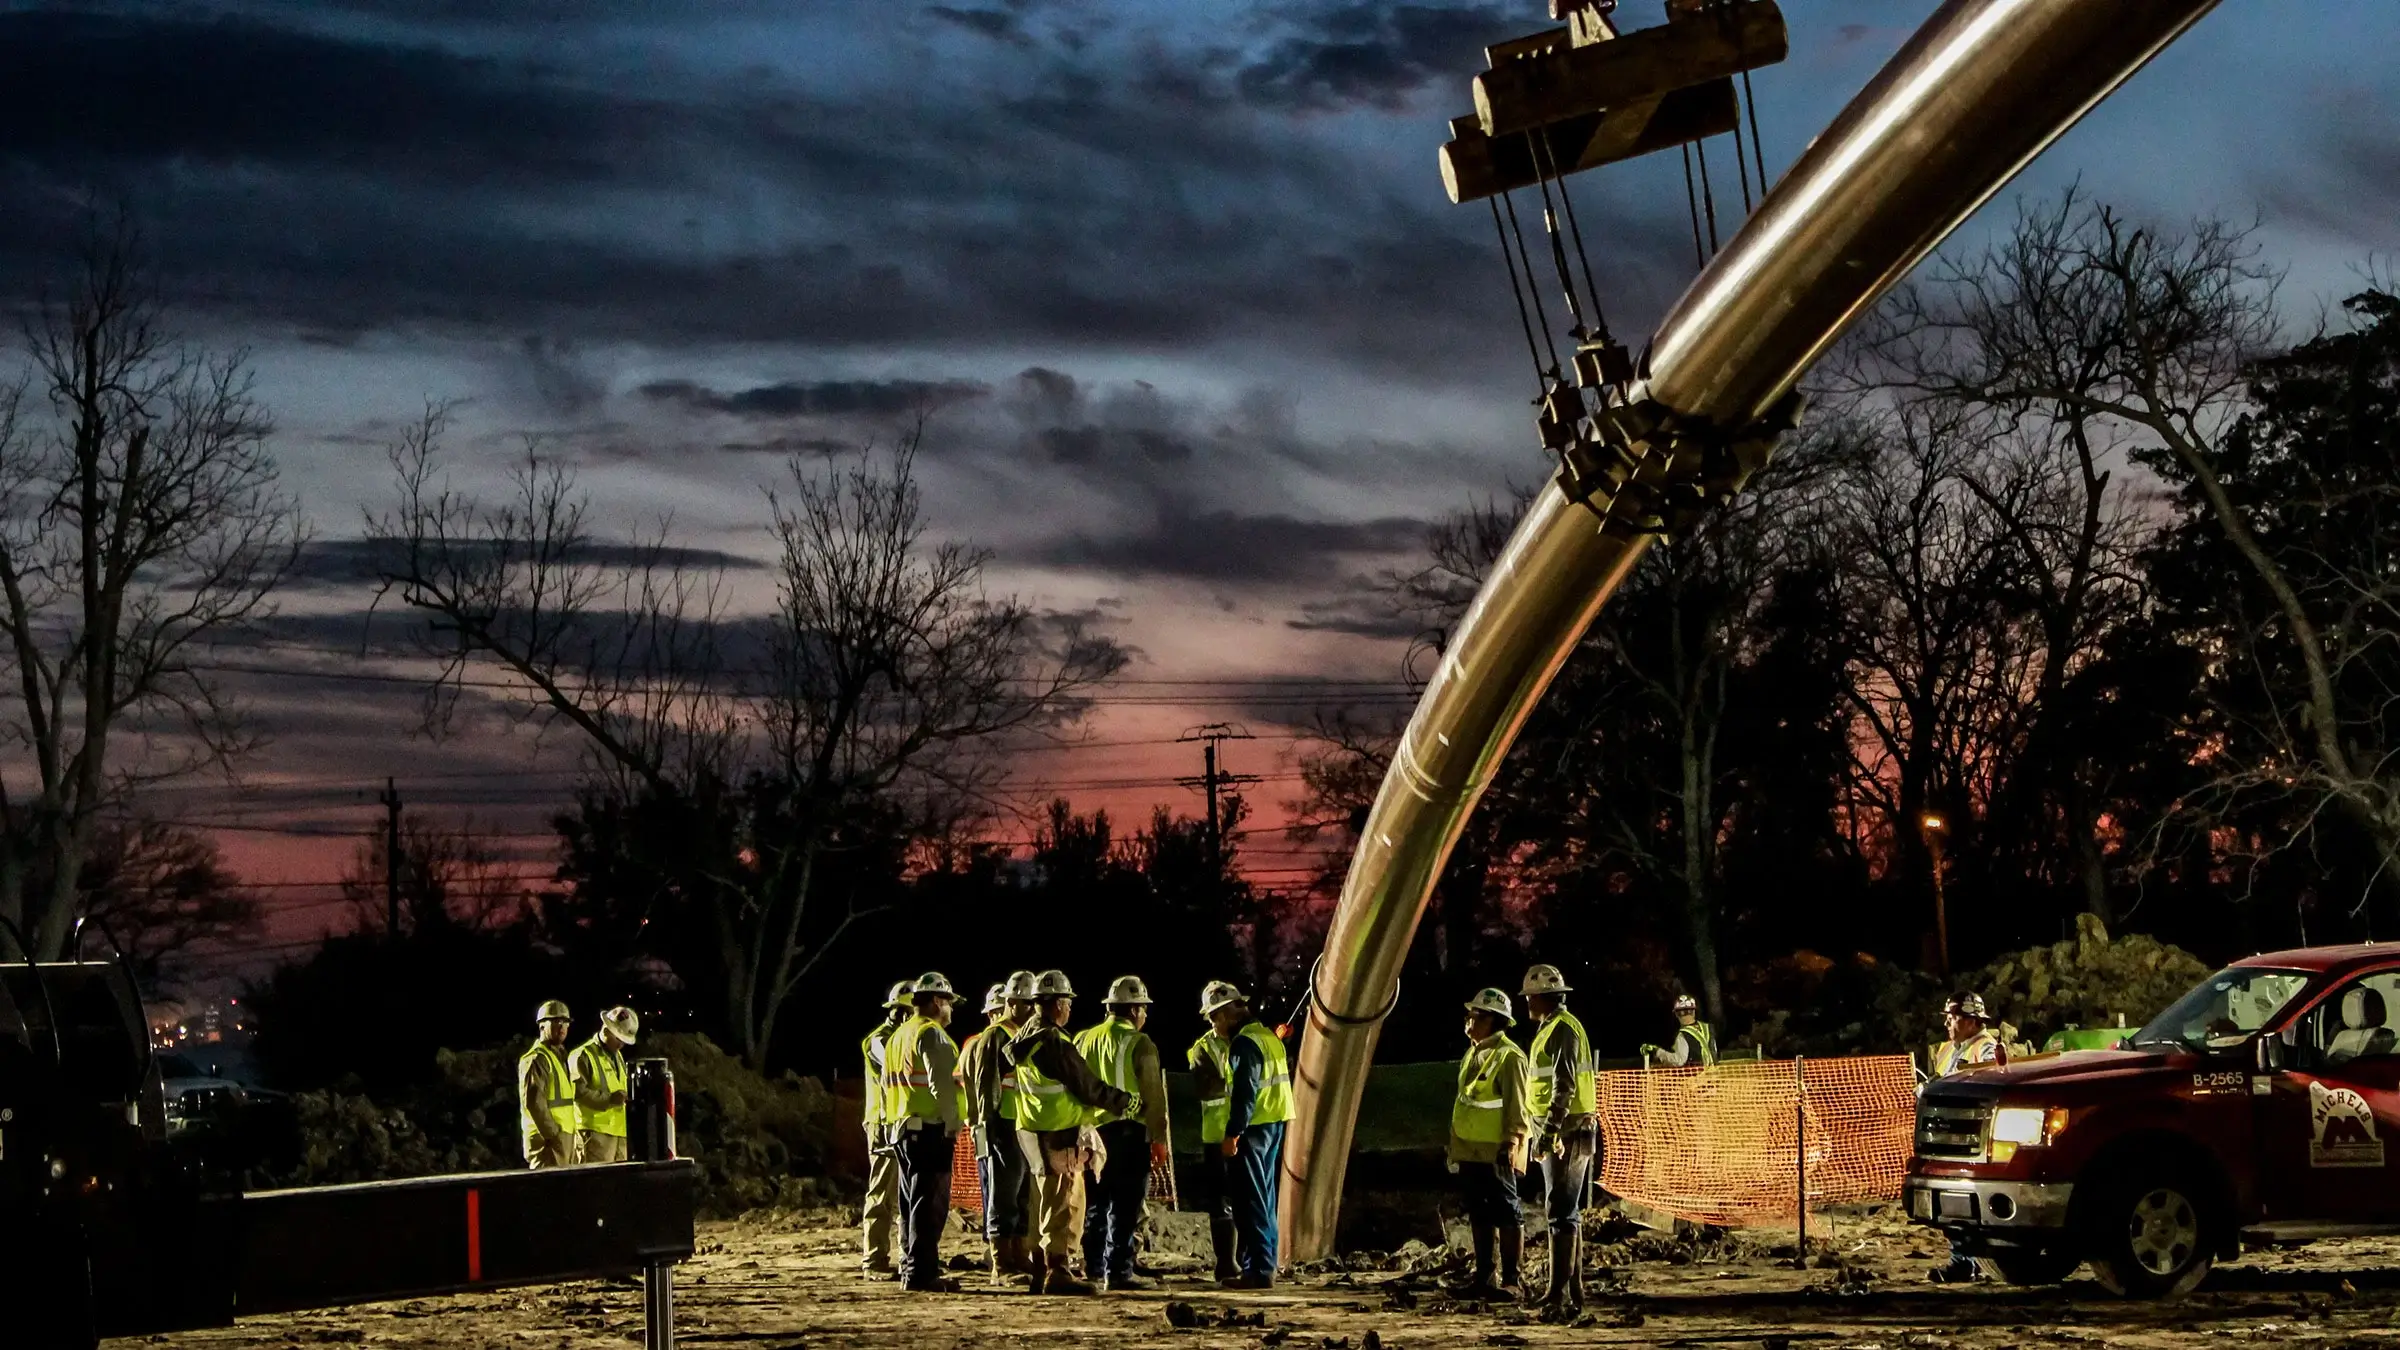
[{"left": 2129, "top": 967, "right": 2311, "bottom": 1052}]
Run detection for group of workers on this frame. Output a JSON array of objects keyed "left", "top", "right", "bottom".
[
  {"left": 860, "top": 970, "right": 1290, "bottom": 1295},
  {"left": 517, "top": 1000, "right": 642, "bottom": 1168},
  {"left": 1442, "top": 968, "right": 1715, "bottom": 1317}
]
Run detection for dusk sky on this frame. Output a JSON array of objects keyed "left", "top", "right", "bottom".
[{"left": 2, "top": 1, "right": 2394, "bottom": 971}]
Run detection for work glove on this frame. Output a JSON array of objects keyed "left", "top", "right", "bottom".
[
  {"left": 1446, "top": 1159, "right": 1460, "bottom": 1175},
  {"left": 609, "top": 1091, "right": 628, "bottom": 1107},
  {"left": 1639, "top": 1043, "right": 1660, "bottom": 1059}
]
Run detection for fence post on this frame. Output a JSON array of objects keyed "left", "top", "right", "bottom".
[{"left": 1793, "top": 1054, "right": 1807, "bottom": 1263}]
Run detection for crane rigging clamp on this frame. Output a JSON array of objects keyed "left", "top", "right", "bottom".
[{"left": 1455, "top": 0, "right": 1792, "bottom": 537}]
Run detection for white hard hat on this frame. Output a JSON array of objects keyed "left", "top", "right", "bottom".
[
  {"left": 1036, "top": 969, "right": 1076, "bottom": 999},
  {"left": 602, "top": 1006, "right": 640, "bottom": 1045},
  {"left": 1464, "top": 988, "right": 1515, "bottom": 1026},
  {"left": 885, "top": 981, "right": 916, "bottom": 1010},
  {"left": 1672, "top": 994, "right": 1699, "bottom": 1015},
  {"left": 913, "top": 971, "right": 956, "bottom": 997},
  {"left": 1946, "top": 992, "right": 1988, "bottom": 1019},
  {"left": 982, "top": 983, "right": 1009, "bottom": 1014},
  {"left": 1003, "top": 970, "right": 1041, "bottom": 1001},
  {"left": 1521, "top": 964, "right": 1572, "bottom": 996},
  {"left": 1200, "top": 980, "right": 1246, "bottom": 1017},
  {"left": 1105, "top": 975, "right": 1152, "bottom": 1005},
  {"left": 535, "top": 999, "right": 571, "bottom": 1025}
]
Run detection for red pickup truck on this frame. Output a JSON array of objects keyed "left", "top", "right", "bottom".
[{"left": 1905, "top": 943, "right": 2400, "bottom": 1297}]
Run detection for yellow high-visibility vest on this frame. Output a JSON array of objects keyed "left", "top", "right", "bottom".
[
  {"left": 1188, "top": 1032, "right": 1232, "bottom": 1143},
  {"left": 882, "top": 1015, "right": 960, "bottom": 1125},
  {"left": 1076, "top": 1016, "right": 1148, "bottom": 1126},
  {"left": 1528, "top": 1009, "right": 1597, "bottom": 1116},
  {"left": 518, "top": 1040, "right": 576, "bottom": 1142},
  {"left": 1452, "top": 1035, "right": 1527, "bottom": 1146},
  {"left": 571, "top": 1036, "right": 629, "bottom": 1137},
  {"left": 1236, "top": 1022, "right": 1292, "bottom": 1127},
  {"left": 1012, "top": 1034, "right": 1083, "bottom": 1132}
]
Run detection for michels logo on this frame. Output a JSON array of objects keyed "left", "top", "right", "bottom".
[{"left": 2308, "top": 1080, "right": 2387, "bottom": 1170}]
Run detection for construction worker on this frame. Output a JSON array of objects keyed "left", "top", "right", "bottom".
[
  {"left": 1076, "top": 975, "right": 1171, "bottom": 1291},
  {"left": 1928, "top": 991, "right": 2005, "bottom": 1285},
  {"left": 1521, "top": 964, "right": 1596, "bottom": 1317},
  {"left": 1641, "top": 994, "right": 1716, "bottom": 1068},
  {"left": 570, "top": 1005, "right": 639, "bottom": 1163},
  {"left": 859, "top": 979, "right": 914, "bottom": 1280},
  {"left": 1187, "top": 983, "right": 1242, "bottom": 1283},
  {"left": 1447, "top": 988, "right": 1529, "bottom": 1299},
  {"left": 1207, "top": 982, "right": 1290, "bottom": 1290},
  {"left": 884, "top": 972, "right": 965, "bottom": 1293},
  {"left": 519, "top": 1000, "right": 579, "bottom": 1169},
  {"left": 1005, "top": 970, "right": 1131, "bottom": 1295},
  {"left": 959, "top": 972, "right": 1038, "bottom": 1286}
]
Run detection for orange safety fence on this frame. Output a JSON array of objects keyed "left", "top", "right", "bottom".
[
  {"left": 1596, "top": 1055, "right": 1917, "bottom": 1228},
  {"left": 948, "top": 1129, "right": 1178, "bottom": 1212}
]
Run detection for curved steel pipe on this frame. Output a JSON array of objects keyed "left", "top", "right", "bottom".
[{"left": 1283, "top": 0, "right": 2218, "bottom": 1261}]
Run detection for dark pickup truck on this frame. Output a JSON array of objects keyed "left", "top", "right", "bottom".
[{"left": 1906, "top": 943, "right": 2400, "bottom": 1297}]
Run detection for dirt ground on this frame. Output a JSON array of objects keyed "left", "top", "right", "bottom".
[{"left": 129, "top": 1204, "right": 2400, "bottom": 1350}]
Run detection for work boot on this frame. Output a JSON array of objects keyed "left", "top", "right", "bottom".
[
  {"left": 1104, "top": 1271, "right": 1157, "bottom": 1292},
  {"left": 1450, "top": 1220, "right": 1504, "bottom": 1298},
  {"left": 1563, "top": 1227, "right": 1585, "bottom": 1312},
  {"left": 1209, "top": 1214, "right": 1238, "bottom": 1283},
  {"left": 1044, "top": 1253, "right": 1095, "bottom": 1296},
  {"left": 1025, "top": 1248, "right": 1048, "bottom": 1295},
  {"left": 1539, "top": 1229, "right": 1576, "bottom": 1318},
  {"left": 1928, "top": 1256, "right": 1982, "bottom": 1284},
  {"left": 1499, "top": 1227, "right": 1524, "bottom": 1296}
]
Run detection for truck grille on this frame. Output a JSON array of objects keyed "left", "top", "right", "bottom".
[{"left": 1915, "top": 1094, "right": 1990, "bottom": 1160}]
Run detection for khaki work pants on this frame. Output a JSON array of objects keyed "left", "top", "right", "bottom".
[
  {"left": 525, "top": 1132, "right": 579, "bottom": 1169},
  {"left": 580, "top": 1131, "right": 628, "bottom": 1164},
  {"left": 861, "top": 1126, "right": 900, "bottom": 1270},
  {"left": 1019, "top": 1129, "right": 1089, "bottom": 1261}
]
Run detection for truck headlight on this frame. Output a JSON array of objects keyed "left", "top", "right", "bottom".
[{"left": 1990, "top": 1105, "right": 2070, "bottom": 1148}]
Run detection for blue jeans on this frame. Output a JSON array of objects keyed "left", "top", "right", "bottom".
[
  {"left": 1230, "top": 1121, "right": 1284, "bottom": 1279},
  {"left": 1081, "top": 1119, "right": 1151, "bottom": 1281},
  {"left": 977, "top": 1124, "right": 1030, "bottom": 1242},
  {"left": 1461, "top": 1159, "right": 1522, "bottom": 1230},
  {"left": 895, "top": 1126, "right": 954, "bottom": 1289},
  {"left": 1540, "top": 1129, "right": 1595, "bottom": 1234}
]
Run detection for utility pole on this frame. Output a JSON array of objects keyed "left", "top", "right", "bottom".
[
  {"left": 381, "top": 778, "right": 404, "bottom": 940},
  {"left": 1177, "top": 724, "right": 1259, "bottom": 879},
  {"left": 1921, "top": 812, "right": 1950, "bottom": 977}
]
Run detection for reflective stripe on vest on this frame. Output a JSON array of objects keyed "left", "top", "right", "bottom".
[
  {"left": 1452, "top": 1036, "right": 1525, "bottom": 1147},
  {"left": 1237, "top": 1022, "right": 1292, "bottom": 1127},
  {"left": 519, "top": 1041, "right": 575, "bottom": 1140},
  {"left": 862, "top": 1023, "right": 899, "bottom": 1127},
  {"left": 883, "top": 1015, "right": 958, "bottom": 1125},
  {"left": 1528, "top": 1009, "right": 1597, "bottom": 1116},
  {"left": 1012, "top": 1038, "right": 1083, "bottom": 1132},
  {"left": 1683, "top": 1021, "right": 1718, "bottom": 1068},
  {"left": 1931, "top": 1029, "right": 2000, "bottom": 1078},
  {"left": 573, "top": 1037, "right": 630, "bottom": 1137},
  {"left": 1075, "top": 1016, "right": 1145, "bottom": 1126},
  {"left": 1188, "top": 1032, "right": 1233, "bottom": 1143}
]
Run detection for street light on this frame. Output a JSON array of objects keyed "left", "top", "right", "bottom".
[{"left": 1920, "top": 812, "right": 1950, "bottom": 977}]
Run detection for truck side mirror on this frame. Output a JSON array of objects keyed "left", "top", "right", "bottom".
[{"left": 2255, "top": 1032, "right": 2286, "bottom": 1072}]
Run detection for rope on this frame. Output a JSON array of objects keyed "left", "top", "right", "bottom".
[
  {"left": 1500, "top": 188, "right": 1562, "bottom": 376},
  {"left": 1694, "top": 136, "right": 1722, "bottom": 255},
  {"left": 1490, "top": 195, "right": 1548, "bottom": 395},
  {"left": 1307, "top": 956, "right": 1403, "bottom": 1027},
  {"left": 1529, "top": 130, "right": 1613, "bottom": 344},
  {"left": 1529, "top": 162, "right": 1591, "bottom": 339},
  {"left": 1679, "top": 145, "right": 1707, "bottom": 267},
  {"left": 1742, "top": 68, "right": 1770, "bottom": 192},
  {"left": 1729, "top": 95, "right": 1755, "bottom": 215}
]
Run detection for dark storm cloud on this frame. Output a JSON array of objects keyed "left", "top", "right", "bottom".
[
  {"left": 928, "top": 5, "right": 1031, "bottom": 45},
  {"left": 0, "top": 10, "right": 649, "bottom": 183},
  {"left": 280, "top": 537, "right": 765, "bottom": 591},
  {"left": 638, "top": 377, "right": 991, "bottom": 419},
  {"left": 1286, "top": 589, "right": 1425, "bottom": 639},
  {"left": 2255, "top": 94, "right": 2400, "bottom": 254},
  {"left": 1034, "top": 507, "right": 1427, "bottom": 584},
  {"left": 0, "top": 1, "right": 1694, "bottom": 391},
  {"left": 1237, "top": 2, "right": 1516, "bottom": 114}
]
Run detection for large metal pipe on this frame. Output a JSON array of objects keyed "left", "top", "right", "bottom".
[{"left": 1281, "top": 0, "right": 2218, "bottom": 1261}]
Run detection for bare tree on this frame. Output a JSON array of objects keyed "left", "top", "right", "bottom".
[
  {"left": 1865, "top": 192, "right": 2400, "bottom": 909},
  {"left": 0, "top": 223, "right": 302, "bottom": 959},
  {"left": 371, "top": 423, "right": 1122, "bottom": 1066},
  {"left": 339, "top": 815, "right": 534, "bottom": 937},
  {"left": 74, "top": 819, "right": 261, "bottom": 986}
]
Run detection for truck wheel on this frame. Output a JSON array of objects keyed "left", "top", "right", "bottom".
[
  {"left": 1984, "top": 1248, "right": 2080, "bottom": 1285},
  {"left": 2084, "top": 1170, "right": 2213, "bottom": 1299}
]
